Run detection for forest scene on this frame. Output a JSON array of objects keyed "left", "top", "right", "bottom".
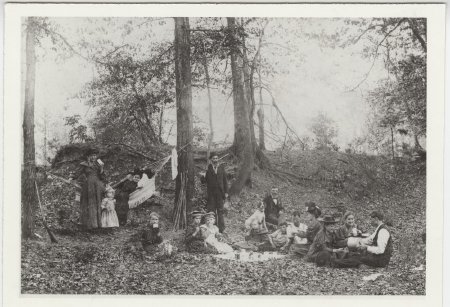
[{"left": 21, "top": 16, "right": 426, "bottom": 295}]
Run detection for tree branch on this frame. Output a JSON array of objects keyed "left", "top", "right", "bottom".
[
  {"left": 406, "top": 18, "right": 427, "bottom": 53},
  {"left": 347, "top": 18, "right": 407, "bottom": 92}
]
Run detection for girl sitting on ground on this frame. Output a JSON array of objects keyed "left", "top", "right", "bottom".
[
  {"left": 100, "top": 187, "right": 119, "bottom": 228},
  {"left": 201, "top": 212, "right": 233, "bottom": 254},
  {"left": 140, "top": 212, "right": 176, "bottom": 258}
]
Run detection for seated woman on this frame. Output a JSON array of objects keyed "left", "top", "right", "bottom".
[
  {"left": 334, "top": 211, "right": 362, "bottom": 249},
  {"left": 291, "top": 202, "right": 323, "bottom": 257},
  {"left": 140, "top": 212, "right": 175, "bottom": 258},
  {"left": 305, "top": 215, "right": 342, "bottom": 264},
  {"left": 185, "top": 210, "right": 211, "bottom": 253},
  {"left": 258, "top": 222, "right": 289, "bottom": 252},
  {"left": 233, "top": 201, "right": 269, "bottom": 251},
  {"left": 201, "top": 212, "right": 233, "bottom": 254}
]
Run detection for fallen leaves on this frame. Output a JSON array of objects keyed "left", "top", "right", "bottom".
[{"left": 22, "top": 150, "right": 426, "bottom": 295}]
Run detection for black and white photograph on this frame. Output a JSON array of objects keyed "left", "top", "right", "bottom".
[{"left": 2, "top": 2, "right": 446, "bottom": 304}]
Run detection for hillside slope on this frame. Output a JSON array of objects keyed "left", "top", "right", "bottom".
[{"left": 22, "top": 147, "right": 426, "bottom": 295}]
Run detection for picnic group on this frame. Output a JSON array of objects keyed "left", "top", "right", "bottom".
[{"left": 70, "top": 148, "right": 392, "bottom": 268}]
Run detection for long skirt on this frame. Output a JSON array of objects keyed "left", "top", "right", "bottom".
[
  {"left": 290, "top": 243, "right": 311, "bottom": 257},
  {"left": 205, "top": 235, "right": 233, "bottom": 254},
  {"left": 80, "top": 176, "right": 104, "bottom": 229},
  {"left": 101, "top": 209, "right": 119, "bottom": 228},
  {"left": 115, "top": 191, "right": 130, "bottom": 226},
  {"left": 187, "top": 240, "right": 215, "bottom": 254}
]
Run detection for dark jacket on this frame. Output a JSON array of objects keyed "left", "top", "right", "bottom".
[
  {"left": 264, "top": 195, "right": 283, "bottom": 219},
  {"left": 205, "top": 164, "right": 228, "bottom": 198},
  {"left": 141, "top": 225, "right": 163, "bottom": 249},
  {"left": 305, "top": 226, "right": 335, "bottom": 262},
  {"left": 371, "top": 224, "right": 393, "bottom": 265},
  {"left": 114, "top": 180, "right": 138, "bottom": 214}
]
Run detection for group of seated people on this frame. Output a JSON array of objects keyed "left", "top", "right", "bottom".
[
  {"left": 183, "top": 197, "right": 393, "bottom": 268},
  {"left": 137, "top": 185, "right": 392, "bottom": 269}
]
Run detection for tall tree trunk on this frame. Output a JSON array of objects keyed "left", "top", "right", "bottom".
[
  {"left": 227, "top": 17, "right": 254, "bottom": 195},
  {"left": 241, "top": 22, "right": 257, "bottom": 154},
  {"left": 158, "top": 104, "right": 164, "bottom": 143},
  {"left": 390, "top": 126, "right": 395, "bottom": 160},
  {"left": 22, "top": 17, "right": 37, "bottom": 239},
  {"left": 174, "top": 17, "right": 194, "bottom": 216},
  {"left": 43, "top": 109, "right": 48, "bottom": 166},
  {"left": 202, "top": 53, "right": 214, "bottom": 161},
  {"left": 257, "top": 53, "right": 266, "bottom": 150}
]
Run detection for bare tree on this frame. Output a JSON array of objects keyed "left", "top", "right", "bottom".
[
  {"left": 22, "top": 17, "right": 37, "bottom": 239},
  {"left": 257, "top": 52, "right": 266, "bottom": 150},
  {"left": 174, "top": 17, "right": 194, "bottom": 215},
  {"left": 227, "top": 17, "right": 254, "bottom": 195}
]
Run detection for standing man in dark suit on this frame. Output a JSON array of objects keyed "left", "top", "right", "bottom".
[{"left": 205, "top": 153, "right": 228, "bottom": 233}]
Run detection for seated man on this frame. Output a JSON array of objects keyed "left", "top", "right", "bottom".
[
  {"left": 331, "top": 210, "right": 393, "bottom": 269},
  {"left": 264, "top": 188, "right": 284, "bottom": 227},
  {"left": 258, "top": 222, "right": 289, "bottom": 252},
  {"left": 357, "top": 210, "right": 393, "bottom": 268}
]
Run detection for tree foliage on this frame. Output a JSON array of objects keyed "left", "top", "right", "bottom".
[
  {"left": 309, "top": 112, "right": 338, "bottom": 150},
  {"left": 342, "top": 18, "right": 427, "bottom": 152},
  {"left": 64, "top": 115, "right": 93, "bottom": 143},
  {"left": 78, "top": 43, "right": 175, "bottom": 146}
]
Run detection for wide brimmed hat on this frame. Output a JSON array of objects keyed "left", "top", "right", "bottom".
[
  {"left": 318, "top": 215, "right": 340, "bottom": 225},
  {"left": 204, "top": 212, "right": 216, "bottom": 220},
  {"left": 190, "top": 210, "right": 204, "bottom": 218}
]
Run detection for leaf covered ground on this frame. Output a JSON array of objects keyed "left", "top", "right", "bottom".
[{"left": 22, "top": 148, "right": 426, "bottom": 295}]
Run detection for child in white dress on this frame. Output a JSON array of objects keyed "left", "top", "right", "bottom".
[
  {"left": 201, "top": 212, "right": 233, "bottom": 254},
  {"left": 101, "top": 187, "right": 119, "bottom": 228}
]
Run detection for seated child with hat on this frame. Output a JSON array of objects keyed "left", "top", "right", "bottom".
[{"left": 185, "top": 210, "right": 213, "bottom": 253}]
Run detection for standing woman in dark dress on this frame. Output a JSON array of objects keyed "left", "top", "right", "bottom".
[
  {"left": 71, "top": 148, "right": 106, "bottom": 230},
  {"left": 115, "top": 168, "right": 141, "bottom": 226}
]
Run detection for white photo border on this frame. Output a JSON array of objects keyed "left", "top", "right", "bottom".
[{"left": 3, "top": 3, "right": 445, "bottom": 307}]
